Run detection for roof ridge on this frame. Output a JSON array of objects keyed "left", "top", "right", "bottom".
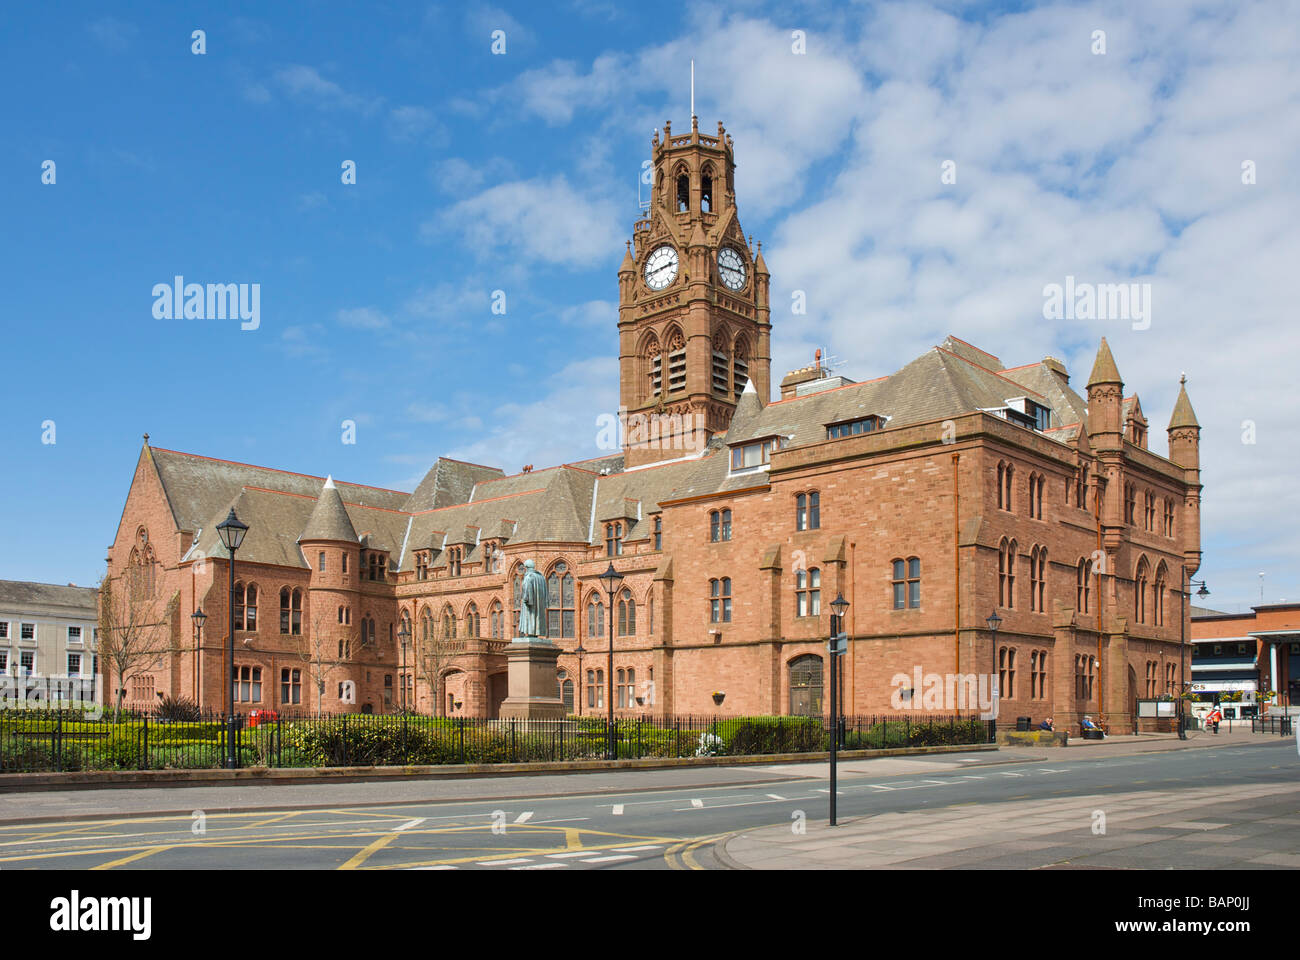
[
  {"left": 150, "top": 446, "right": 411, "bottom": 496},
  {"left": 240, "top": 485, "right": 413, "bottom": 515},
  {"left": 766, "top": 375, "right": 888, "bottom": 408},
  {"left": 934, "top": 347, "right": 1047, "bottom": 401},
  {"left": 944, "top": 335, "right": 1002, "bottom": 364},
  {"left": 437, "top": 456, "right": 504, "bottom": 472},
  {"left": 410, "top": 487, "right": 547, "bottom": 514}
]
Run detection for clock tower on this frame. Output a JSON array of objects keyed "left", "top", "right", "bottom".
[{"left": 618, "top": 117, "right": 771, "bottom": 468}]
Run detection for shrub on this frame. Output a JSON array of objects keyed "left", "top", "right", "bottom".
[
  {"left": 156, "top": 695, "right": 203, "bottom": 722},
  {"left": 722, "top": 717, "right": 826, "bottom": 755}
]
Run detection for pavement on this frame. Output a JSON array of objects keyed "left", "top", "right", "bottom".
[{"left": 721, "top": 726, "right": 1299, "bottom": 869}]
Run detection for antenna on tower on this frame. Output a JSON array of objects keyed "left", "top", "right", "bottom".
[
  {"left": 818, "top": 346, "right": 843, "bottom": 375},
  {"left": 691, "top": 59, "right": 695, "bottom": 118}
]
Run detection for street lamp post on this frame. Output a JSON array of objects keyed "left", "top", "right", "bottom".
[
  {"left": 216, "top": 509, "right": 249, "bottom": 769},
  {"left": 1179, "top": 570, "right": 1209, "bottom": 740},
  {"left": 191, "top": 607, "right": 206, "bottom": 709},
  {"left": 575, "top": 643, "right": 586, "bottom": 716},
  {"left": 986, "top": 610, "right": 1002, "bottom": 734},
  {"left": 599, "top": 563, "right": 624, "bottom": 759},
  {"left": 828, "top": 593, "right": 850, "bottom": 827},
  {"left": 397, "top": 620, "right": 411, "bottom": 714}
]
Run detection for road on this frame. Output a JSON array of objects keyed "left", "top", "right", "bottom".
[{"left": 0, "top": 741, "right": 1293, "bottom": 870}]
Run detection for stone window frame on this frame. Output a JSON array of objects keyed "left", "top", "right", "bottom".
[
  {"left": 709, "top": 578, "right": 732, "bottom": 623},
  {"left": 795, "top": 567, "right": 821, "bottom": 618}
]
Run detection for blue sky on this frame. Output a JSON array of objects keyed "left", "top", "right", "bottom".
[{"left": 2, "top": 1, "right": 1297, "bottom": 612}]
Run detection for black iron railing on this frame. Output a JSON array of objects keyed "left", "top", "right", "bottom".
[{"left": 0, "top": 707, "right": 994, "bottom": 773}]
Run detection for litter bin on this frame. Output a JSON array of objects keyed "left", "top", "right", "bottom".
[{"left": 1016, "top": 716, "right": 1032, "bottom": 731}]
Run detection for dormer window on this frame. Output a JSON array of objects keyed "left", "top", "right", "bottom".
[
  {"left": 416, "top": 552, "right": 429, "bottom": 580},
  {"left": 448, "top": 546, "right": 463, "bottom": 577},
  {"left": 730, "top": 436, "right": 787, "bottom": 470},
  {"left": 827, "top": 415, "right": 884, "bottom": 439},
  {"left": 1002, "top": 398, "right": 1051, "bottom": 432}
]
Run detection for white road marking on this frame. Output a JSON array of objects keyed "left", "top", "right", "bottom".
[
  {"left": 611, "top": 805, "right": 624, "bottom": 816},
  {"left": 582, "top": 854, "right": 638, "bottom": 863},
  {"left": 546, "top": 851, "right": 595, "bottom": 859},
  {"left": 409, "top": 865, "right": 457, "bottom": 870},
  {"left": 866, "top": 784, "right": 895, "bottom": 791},
  {"left": 511, "top": 862, "right": 567, "bottom": 870},
  {"left": 962, "top": 775, "right": 986, "bottom": 780},
  {"left": 479, "top": 858, "right": 532, "bottom": 866},
  {"left": 1000, "top": 772, "right": 1025, "bottom": 777},
  {"left": 393, "top": 818, "right": 425, "bottom": 832},
  {"left": 610, "top": 845, "right": 662, "bottom": 852},
  {"left": 690, "top": 799, "right": 704, "bottom": 808},
  {"left": 766, "top": 794, "right": 786, "bottom": 800},
  {"left": 921, "top": 779, "right": 948, "bottom": 784},
  {"left": 514, "top": 812, "right": 533, "bottom": 824}
]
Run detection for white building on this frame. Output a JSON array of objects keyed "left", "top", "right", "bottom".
[{"left": 0, "top": 580, "right": 100, "bottom": 707}]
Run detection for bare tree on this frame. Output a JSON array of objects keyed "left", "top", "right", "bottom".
[
  {"left": 415, "top": 616, "right": 462, "bottom": 717},
  {"left": 97, "top": 573, "right": 175, "bottom": 719},
  {"left": 296, "top": 608, "right": 357, "bottom": 718}
]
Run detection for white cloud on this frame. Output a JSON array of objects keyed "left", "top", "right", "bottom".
[
  {"left": 388, "top": 105, "right": 442, "bottom": 142},
  {"left": 87, "top": 16, "right": 138, "bottom": 52},
  {"left": 429, "top": 175, "right": 622, "bottom": 268},
  {"left": 337, "top": 307, "right": 390, "bottom": 330},
  {"left": 272, "top": 65, "right": 382, "bottom": 113},
  {"left": 447, "top": 357, "right": 619, "bottom": 470}
]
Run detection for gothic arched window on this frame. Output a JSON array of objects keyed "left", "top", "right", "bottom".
[
  {"left": 587, "top": 598, "right": 604, "bottom": 638},
  {"left": 465, "top": 602, "right": 480, "bottom": 638},
  {"left": 617, "top": 590, "right": 636, "bottom": 637},
  {"left": 701, "top": 166, "right": 714, "bottom": 213},
  {"left": 547, "top": 562, "right": 575, "bottom": 638},
  {"left": 676, "top": 172, "right": 689, "bottom": 212}
]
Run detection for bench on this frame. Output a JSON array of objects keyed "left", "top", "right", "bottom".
[{"left": 1081, "top": 728, "right": 1105, "bottom": 740}]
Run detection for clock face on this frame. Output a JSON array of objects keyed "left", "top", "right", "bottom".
[
  {"left": 718, "top": 247, "right": 747, "bottom": 291},
  {"left": 644, "top": 245, "right": 679, "bottom": 291}
]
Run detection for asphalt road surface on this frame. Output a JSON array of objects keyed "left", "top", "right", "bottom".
[{"left": 0, "top": 741, "right": 1293, "bottom": 870}]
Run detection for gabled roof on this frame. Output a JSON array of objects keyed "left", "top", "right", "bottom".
[
  {"left": 402, "top": 458, "right": 504, "bottom": 513},
  {"left": 149, "top": 446, "right": 408, "bottom": 533}
]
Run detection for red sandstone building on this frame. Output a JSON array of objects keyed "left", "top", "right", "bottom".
[{"left": 103, "top": 119, "right": 1204, "bottom": 734}]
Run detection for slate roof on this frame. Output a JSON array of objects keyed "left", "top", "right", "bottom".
[
  {"left": 143, "top": 337, "right": 1162, "bottom": 565},
  {"left": 149, "top": 447, "right": 408, "bottom": 533},
  {"left": 299, "top": 477, "right": 359, "bottom": 543},
  {"left": 0, "top": 580, "right": 98, "bottom": 614}
]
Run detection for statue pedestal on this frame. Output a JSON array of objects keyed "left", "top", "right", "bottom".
[{"left": 497, "top": 638, "right": 567, "bottom": 721}]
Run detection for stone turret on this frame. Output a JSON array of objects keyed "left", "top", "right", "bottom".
[
  {"left": 1167, "top": 376, "right": 1202, "bottom": 571},
  {"left": 1086, "top": 338, "right": 1124, "bottom": 449}
]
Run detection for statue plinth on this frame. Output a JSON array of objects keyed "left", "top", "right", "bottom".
[{"left": 497, "top": 637, "right": 567, "bottom": 721}]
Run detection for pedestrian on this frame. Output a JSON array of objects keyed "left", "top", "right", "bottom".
[{"left": 1206, "top": 706, "right": 1223, "bottom": 734}]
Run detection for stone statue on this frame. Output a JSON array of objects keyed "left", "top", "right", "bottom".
[{"left": 517, "top": 559, "right": 549, "bottom": 639}]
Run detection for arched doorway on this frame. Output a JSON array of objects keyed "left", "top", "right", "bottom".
[{"left": 789, "top": 655, "right": 824, "bottom": 716}]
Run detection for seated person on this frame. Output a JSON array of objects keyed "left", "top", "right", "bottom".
[
  {"left": 1080, "top": 715, "right": 1106, "bottom": 737},
  {"left": 1038, "top": 717, "right": 1054, "bottom": 731}
]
